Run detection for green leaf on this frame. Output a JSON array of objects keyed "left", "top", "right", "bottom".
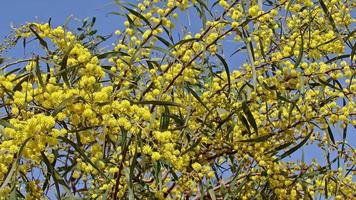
[
  {"left": 326, "top": 122, "right": 335, "bottom": 145},
  {"left": 171, "top": 38, "right": 198, "bottom": 50},
  {"left": 267, "top": 141, "right": 293, "bottom": 155},
  {"left": 96, "top": 51, "right": 130, "bottom": 59},
  {"left": 9, "top": 188, "right": 18, "bottom": 200},
  {"left": 155, "top": 35, "right": 172, "bottom": 48},
  {"left": 125, "top": 14, "right": 136, "bottom": 30},
  {"left": 293, "top": 30, "right": 304, "bottom": 69},
  {"left": 208, "top": 188, "right": 216, "bottom": 200},
  {"left": 285, "top": 0, "right": 296, "bottom": 20},
  {"left": 146, "top": 46, "right": 181, "bottom": 62},
  {"left": 325, "top": 178, "right": 329, "bottom": 199},
  {"left": 0, "top": 138, "right": 31, "bottom": 191},
  {"left": 238, "top": 114, "right": 251, "bottom": 134},
  {"left": 160, "top": 106, "right": 170, "bottom": 131},
  {"left": 52, "top": 96, "right": 77, "bottom": 116},
  {"left": 276, "top": 132, "right": 312, "bottom": 161},
  {"left": 196, "top": 0, "right": 213, "bottom": 17},
  {"left": 325, "top": 54, "right": 350, "bottom": 64},
  {"left": 242, "top": 101, "right": 258, "bottom": 134},
  {"left": 41, "top": 152, "right": 62, "bottom": 199},
  {"left": 34, "top": 56, "right": 47, "bottom": 91},
  {"left": 133, "top": 100, "right": 185, "bottom": 108},
  {"left": 318, "top": 78, "right": 342, "bottom": 91},
  {"left": 181, "top": 137, "right": 202, "bottom": 155},
  {"left": 216, "top": 54, "right": 231, "bottom": 95},
  {"left": 107, "top": 12, "right": 125, "bottom": 17},
  {"left": 12, "top": 73, "right": 31, "bottom": 92},
  {"left": 29, "top": 24, "right": 49, "bottom": 52},
  {"left": 230, "top": 46, "right": 247, "bottom": 57},
  {"left": 128, "top": 144, "right": 138, "bottom": 200},
  {"left": 185, "top": 85, "right": 210, "bottom": 112},
  {"left": 58, "top": 136, "right": 109, "bottom": 180},
  {"left": 237, "top": 133, "right": 274, "bottom": 143},
  {"left": 59, "top": 44, "right": 75, "bottom": 86},
  {"left": 4, "top": 67, "right": 21, "bottom": 76},
  {"left": 123, "top": 6, "right": 151, "bottom": 26},
  {"left": 340, "top": 122, "right": 348, "bottom": 163},
  {"left": 350, "top": 43, "right": 356, "bottom": 62},
  {"left": 319, "top": 0, "right": 339, "bottom": 34},
  {"left": 0, "top": 119, "right": 15, "bottom": 129}
]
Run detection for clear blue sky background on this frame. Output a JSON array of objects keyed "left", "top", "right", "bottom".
[
  {"left": 0, "top": 0, "right": 354, "bottom": 191},
  {"left": 0, "top": 0, "right": 116, "bottom": 38}
]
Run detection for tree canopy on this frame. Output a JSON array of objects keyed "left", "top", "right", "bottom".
[{"left": 0, "top": 0, "right": 355, "bottom": 199}]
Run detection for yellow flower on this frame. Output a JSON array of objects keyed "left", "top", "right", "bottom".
[
  {"left": 151, "top": 152, "right": 161, "bottom": 161},
  {"left": 192, "top": 162, "right": 202, "bottom": 171}
]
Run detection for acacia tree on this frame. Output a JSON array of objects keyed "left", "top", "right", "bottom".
[{"left": 0, "top": 0, "right": 355, "bottom": 199}]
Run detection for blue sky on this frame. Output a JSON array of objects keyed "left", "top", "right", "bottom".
[
  {"left": 0, "top": 0, "right": 116, "bottom": 38},
  {"left": 0, "top": 0, "right": 121, "bottom": 59}
]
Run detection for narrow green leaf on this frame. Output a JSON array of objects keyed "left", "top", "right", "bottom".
[
  {"left": 319, "top": 0, "right": 339, "bottom": 34},
  {"left": 181, "top": 138, "right": 202, "bottom": 155},
  {"left": 128, "top": 144, "right": 138, "bottom": 200},
  {"left": 146, "top": 46, "right": 181, "bottom": 62},
  {"left": 318, "top": 78, "right": 342, "bottom": 91},
  {"left": 96, "top": 51, "right": 129, "bottom": 59},
  {"left": 155, "top": 35, "right": 172, "bottom": 48},
  {"left": 196, "top": 0, "right": 213, "bottom": 17},
  {"left": 350, "top": 43, "right": 356, "bottom": 62},
  {"left": 41, "top": 152, "right": 62, "bottom": 199},
  {"left": 125, "top": 14, "right": 135, "bottom": 28},
  {"left": 325, "top": 54, "right": 350, "bottom": 64},
  {"left": 230, "top": 46, "right": 247, "bottom": 57},
  {"left": 285, "top": 0, "right": 296, "bottom": 19},
  {"left": 242, "top": 101, "right": 258, "bottom": 134},
  {"left": 277, "top": 132, "right": 312, "bottom": 161},
  {"left": 133, "top": 100, "right": 185, "bottom": 108},
  {"left": 123, "top": 6, "right": 151, "bottom": 26},
  {"left": 160, "top": 106, "right": 170, "bottom": 131},
  {"left": 216, "top": 54, "right": 231, "bottom": 95},
  {"left": 0, "top": 119, "right": 15, "bottom": 129},
  {"left": 90, "top": 17, "right": 96, "bottom": 28},
  {"left": 208, "top": 188, "right": 217, "bottom": 200},
  {"left": 185, "top": 85, "right": 210, "bottom": 112},
  {"left": 58, "top": 136, "right": 109, "bottom": 180},
  {"left": 340, "top": 123, "right": 348, "bottom": 163},
  {"left": 238, "top": 114, "right": 251, "bottom": 134},
  {"left": 107, "top": 12, "right": 125, "bottom": 17},
  {"left": 34, "top": 56, "right": 47, "bottom": 91},
  {"left": 171, "top": 38, "right": 198, "bottom": 50},
  {"left": 5, "top": 67, "right": 21, "bottom": 76},
  {"left": 237, "top": 133, "right": 274, "bottom": 143},
  {"left": 325, "top": 178, "right": 329, "bottom": 199},
  {"left": 9, "top": 188, "right": 18, "bottom": 200},
  {"left": 294, "top": 30, "right": 304, "bottom": 69},
  {"left": 267, "top": 141, "right": 293, "bottom": 155},
  {"left": 12, "top": 73, "right": 31, "bottom": 92},
  {"left": 0, "top": 138, "right": 31, "bottom": 191},
  {"left": 326, "top": 122, "right": 335, "bottom": 145},
  {"left": 168, "top": 165, "right": 179, "bottom": 181},
  {"left": 52, "top": 96, "right": 77, "bottom": 116},
  {"left": 167, "top": 113, "right": 185, "bottom": 126},
  {"left": 59, "top": 44, "right": 74, "bottom": 86},
  {"left": 29, "top": 24, "right": 49, "bottom": 52}
]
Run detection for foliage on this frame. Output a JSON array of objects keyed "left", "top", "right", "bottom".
[{"left": 0, "top": 0, "right": 355, "bottom": 199}]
